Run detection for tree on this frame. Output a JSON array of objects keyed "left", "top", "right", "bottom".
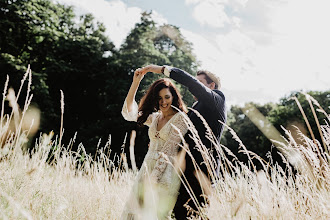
[
  {"left": 268, "top": 90, "right": 330, "bottom": 150},
  {"left": 46, "top": 13, "right": 117, "bottom": 151},
  {"left": 0, "top": 0, "right": 117, "bottom": 152},
  {"left": 0, "top": 0, "right": 68, "bottom": 122},
  {"left": 222, "top": 103, "right": 276, "bottom": 169},
  {"left": 118, "top": 12, "right": 197, "bottom": 105},
  {"left": 222, "top": 90, "right": 330, "bottom": 170}
]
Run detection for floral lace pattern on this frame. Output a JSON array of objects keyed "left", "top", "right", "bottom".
[{"left": 121, "top": 99, "right": 188, "bottom": 219}]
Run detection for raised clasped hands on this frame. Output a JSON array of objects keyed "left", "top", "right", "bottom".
[
  {"left": 133, "top": 68, "right": 145, "bottom": 83},
  {"left": 133, "top": 64, "right": 162, "bottom": 83}
]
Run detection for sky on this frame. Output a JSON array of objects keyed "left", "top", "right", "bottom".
[{"left": 53, "top": 0, "right": 330, "bottom": 107}]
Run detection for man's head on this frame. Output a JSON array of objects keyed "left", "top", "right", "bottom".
[{"left": 196, "top": 70, "right": 220, "bottom": 90}]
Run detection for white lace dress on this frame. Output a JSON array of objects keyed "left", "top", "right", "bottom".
[{"left": 121, "top": 99, "right": 188, "bottom": 220}]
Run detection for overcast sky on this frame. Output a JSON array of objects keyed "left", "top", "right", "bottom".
[{"left": 54, "top": 0, "right": 330, "bottom": 107}]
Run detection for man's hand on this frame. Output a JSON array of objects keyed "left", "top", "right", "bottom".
[{"left": 141, "top": 64, "right": 163, "bottom": 75}]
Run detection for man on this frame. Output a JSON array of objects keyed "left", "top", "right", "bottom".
[{"left": 140, "top": 64, "right": 227, "bottom": 219}]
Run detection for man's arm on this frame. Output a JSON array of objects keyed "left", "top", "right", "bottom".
[{"left": 141, "top": 64, "right": 224, "bottom": 105}]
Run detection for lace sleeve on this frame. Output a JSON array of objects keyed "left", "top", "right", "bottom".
[
  {"left": 121, "top": 98, "right": 155, "bottom": 126},
  {"left": 121, "top": 98, "right": 138, "bottom": 122},
  {"left": 150, "top": 113, "right": 189, "bottom": 182}
]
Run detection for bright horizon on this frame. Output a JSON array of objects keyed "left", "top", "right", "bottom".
[{"left": 53, "top": 0, "right": 330, "bottom": 107}]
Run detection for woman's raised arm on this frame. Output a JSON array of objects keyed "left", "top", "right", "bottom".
[
  {"left": 125, "top": 68, "right": 144, "bottom": 112},
  {"left": 122, "top": 69, "right": 145, "bottom": 122}
]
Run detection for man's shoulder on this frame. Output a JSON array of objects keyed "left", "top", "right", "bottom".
[
  {"left": 197, "top": 89, "right": 225, "bottom": 110},
  {"left": 213, "top": 89, "right": 226, "bottom": 100}
]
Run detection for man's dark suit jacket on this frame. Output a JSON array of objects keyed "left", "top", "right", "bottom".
[{"left": 167, "top": 67, "right": 227, "bottom": 176}]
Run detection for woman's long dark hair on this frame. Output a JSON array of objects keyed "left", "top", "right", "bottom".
[{"left": 137, "top": 78, "right": 187, "bottom": 127}]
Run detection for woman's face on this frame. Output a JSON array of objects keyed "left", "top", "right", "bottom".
[{"left": 158, "top": 88, "right": 174, "bottom": 113}]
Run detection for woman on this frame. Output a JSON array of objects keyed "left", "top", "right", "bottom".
[{"left": 121, "top": 68, "right": 189, "bottom": 220}]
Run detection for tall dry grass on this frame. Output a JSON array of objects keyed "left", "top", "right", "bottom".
[
  {"left": 0, "top": 68, "right": 329, "bottom": 219},
  {"left": 0, "top": 68, "right": 133, "bottom": 219}
]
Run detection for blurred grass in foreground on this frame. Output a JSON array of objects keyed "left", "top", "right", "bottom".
[{"left": 0, "top": 68, "right": 329, "bottom": 219}]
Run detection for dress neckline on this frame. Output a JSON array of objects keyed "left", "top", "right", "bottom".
[{"left": 156, "top": 112, "right": 179, "bottom": 132}]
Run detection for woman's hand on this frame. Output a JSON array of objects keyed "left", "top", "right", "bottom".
[
  {"left": 125, "top": 68, "right": 145, "bottom": 113},
  {"left": 132, "top": 68, "right": 145, "bottom": 83}
]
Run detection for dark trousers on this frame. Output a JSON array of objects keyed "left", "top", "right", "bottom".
[{"left": 173, "top": 151, "right": 209, "bottom": 219}]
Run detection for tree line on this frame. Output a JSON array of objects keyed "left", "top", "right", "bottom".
[{"left": 1, "top": 0, "right": 329, "bottom": 168}]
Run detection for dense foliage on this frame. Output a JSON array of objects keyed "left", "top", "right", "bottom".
[
  {"left": 223, "top": 91, "right": 330, "bottom": 168},
  {"left": 0, "top": 0, "right": 197, "bottom": 166}
]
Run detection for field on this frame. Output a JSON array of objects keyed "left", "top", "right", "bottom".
[{"left": 1, "top": 69, "right": 329, "bottom": 219}]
